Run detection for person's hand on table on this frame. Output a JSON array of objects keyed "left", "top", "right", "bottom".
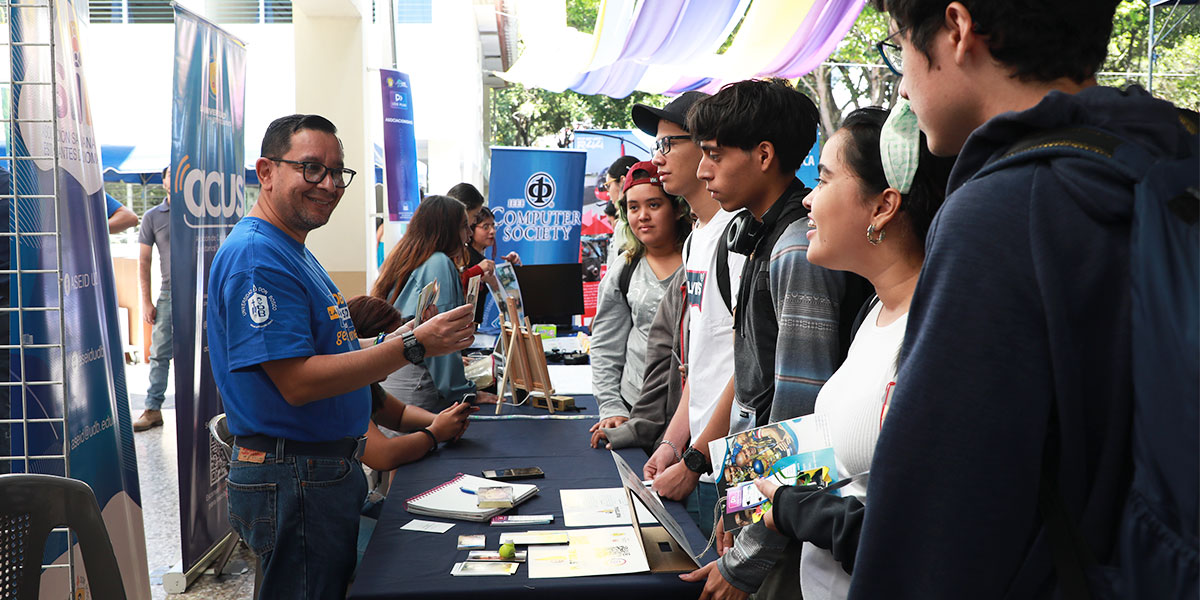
[
  {"left": 474, "top": 390, "right": 498, "bottom": 404},
  {"left": 590, "top": 427, "right": 612, "bottom": 449},
  {"left": 651, "top": 461, "right": 700, "bottom": 501},
  {"left": 753, "top": 478, "right": 781, "bottom": 533},
  {"left": 679, "top": 561, "right": 750, "bottom": 600},
  {"left": 429, "top": 401, "right": 475, "bottom": 443},
  {"left": 412, "top": 304, "right": 475, "bottom": 357},
  {"left": 503, "top": 251, "right": 522, "bottom": 266},
  {"left": 590, "top": 416, "right": 628, "bottom": 431},
  {"left": 643, "top": 442, "right": 678, "bottom": 480}
]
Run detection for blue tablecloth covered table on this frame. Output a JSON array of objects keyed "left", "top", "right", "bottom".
[{"left": 348, "top": 393, "right": 715, "bottom": 600}]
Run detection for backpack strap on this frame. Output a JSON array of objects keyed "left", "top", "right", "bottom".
[
  {"left": 716, "top": 218, "right": 736, "bottom": 315},
  {"left": 618, "top": 257, "right": 636, "bottom": 308}
]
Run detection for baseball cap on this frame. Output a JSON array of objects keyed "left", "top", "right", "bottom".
[
  {"left": 631, "top": 91, "right": 710, "bottom": 137},
  {"left": 622, "top": 161, "right": 663, "bottom": 193}
]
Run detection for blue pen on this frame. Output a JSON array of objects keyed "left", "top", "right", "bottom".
[{"left": 460, "top": 486, "right": 476, "bottom": 495}]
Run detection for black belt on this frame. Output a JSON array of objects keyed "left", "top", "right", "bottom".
[{"left": 234, "top": 434, "right": 365, "bottom": 460}]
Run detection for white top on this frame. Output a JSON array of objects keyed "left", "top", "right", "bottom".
[
  {"left": 683, "top": 209, "right": 745, "bottom": 483},
  {"left": 800, "top": 300, "right": 907, "bottom": 600}
]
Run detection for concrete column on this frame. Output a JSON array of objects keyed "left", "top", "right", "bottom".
[{"left": 292, "top": 0, "right": 372, "bottom": 297}]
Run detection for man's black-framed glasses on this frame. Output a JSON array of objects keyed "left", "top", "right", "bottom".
[
  {"left": 654, "top": 135, "right": 692, "bottom": 156},
  {"left": 875, "top": 28, "right": 905, "bottom": 77},
  {"left": 267, "top": 157, "right": 357, "bottom": 188}
]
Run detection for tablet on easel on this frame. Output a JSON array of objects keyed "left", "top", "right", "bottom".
[{"left": 610, "top": 451, "right": 701, "bottom": 573}]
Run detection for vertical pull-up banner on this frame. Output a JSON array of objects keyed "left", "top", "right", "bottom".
[
  {"left": 380, "top": 69, "right": 419, "bottom": 222},
  {"left": 170, "top": 5, "right": 246, "bottom": 575},
  {"left": 8, "top": 1, "right": 150, "bottom": 597},
  {"left": 488, "top": 147, "right": 586, "bottom": 265}
]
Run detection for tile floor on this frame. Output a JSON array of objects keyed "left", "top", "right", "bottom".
[{"left": 126, "top": 361, "right": 256, "bottom": 599}]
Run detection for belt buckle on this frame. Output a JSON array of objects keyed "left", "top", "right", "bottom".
[{"left": 353, "top": 436, "right": 366, "bottom": 461}]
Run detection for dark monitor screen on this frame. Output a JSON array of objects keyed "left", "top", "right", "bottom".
[{"left": 513, "top": 263, "right": 584, "bottom": 325}]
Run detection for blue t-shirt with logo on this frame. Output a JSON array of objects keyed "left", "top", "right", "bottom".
[{"left": 207, "top": 216, "right": 370, "bottom": 442}]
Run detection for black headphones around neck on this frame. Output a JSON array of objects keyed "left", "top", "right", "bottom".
[{"left": 725, "top": 211, "right": 762, "bottom": 256}]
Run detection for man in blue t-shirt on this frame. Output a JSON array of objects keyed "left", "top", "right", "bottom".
[
  {"left": 105, "top": 193, "right": 137, "bottom": 234},
  {"left": 208, "top": 114, "right": 477, "bottom": 598}
]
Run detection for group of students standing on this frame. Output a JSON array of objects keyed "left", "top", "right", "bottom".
[{"left": 585, "top": 1, "right": 1198, "bottom": 599}]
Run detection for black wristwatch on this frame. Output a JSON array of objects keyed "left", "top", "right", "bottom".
[
  {"left": 682, "top": 446, "right": 712, "bottom": 475},
  {"left": 400, "top": 330, "right": 425, "bottom": 366}
]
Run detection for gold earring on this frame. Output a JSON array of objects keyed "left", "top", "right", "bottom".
[{"left": 867, "top": 223, "right": 886, "bottom": 245}]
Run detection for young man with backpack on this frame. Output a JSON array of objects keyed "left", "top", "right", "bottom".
[
  {"left": 679, "top": 79, "right": 873, "bottom": 599},
  {"left": 851, "top": 2, "right": 1198, "bottom": 598},
  {"left": 593, "top": 91, "right": 748, "bottom": 540}
]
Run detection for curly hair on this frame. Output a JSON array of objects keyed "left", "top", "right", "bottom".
[{"left": 871, "top": 0, "right": 1119, "bottom": 84}]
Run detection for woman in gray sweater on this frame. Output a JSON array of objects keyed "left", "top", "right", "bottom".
[{"left": 589, "top": 161, "right": 692, "bottom": 439}]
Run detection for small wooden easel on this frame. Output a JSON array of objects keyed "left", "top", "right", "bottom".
[{"left": 494, "top": 297, "right": 574, "bottom": 413}]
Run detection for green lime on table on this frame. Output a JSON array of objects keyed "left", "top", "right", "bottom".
[{"left": 499, "top": 542, "right": 515, "bottom": 560}]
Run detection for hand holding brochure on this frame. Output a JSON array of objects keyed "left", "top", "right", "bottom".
[{"left": 708, "top": 413, "right": 838, "bottom": 531}]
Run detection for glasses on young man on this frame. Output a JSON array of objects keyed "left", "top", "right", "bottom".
[
  {"left": 875, "top": 28, "right": 905, "bottom": 77},
  {"left": 267, "top": 157, "right": 357, "bottom": 188},
  {"left": 654, "top": 135, "right": 692, "bottom": 156}
]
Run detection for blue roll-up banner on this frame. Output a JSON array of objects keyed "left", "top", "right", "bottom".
[
  {"left": 796, "top": 136, "right": 820, "bottom": 190},
  {"left": 6, "top": 1, "right": 150, "bottom": 597},
  {"left": 488, "top": 147, "right": 586, "bottom": 265},
  {"left": 171, "top": 5, "right": 246, "bottom": 575},
  {"left": 380, "top": 69, "right": 420, "bottom": 222}
]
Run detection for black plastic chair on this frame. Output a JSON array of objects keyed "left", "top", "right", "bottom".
[{"left": 0, "top": 473, "right": 127, "bottom": 600}]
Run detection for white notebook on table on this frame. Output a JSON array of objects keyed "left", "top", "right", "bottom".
[{"left": 404, "top": 473, "right": 539, "bottom": 522}]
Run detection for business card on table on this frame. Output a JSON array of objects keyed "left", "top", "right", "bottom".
[
  {"left": 400, "top": 519, "right": 454, "bottom": 534},
  {"left": 451, "top": 561, "right": 519, "bottom": 576},
  {"left": 457, "top": 534, "right": 486, "bottom": 550},
  {"left": 491, "top": 514, "right": 554, "bottom": 526},
  {"left": 467, "top": 550, "right": 528, "bottom": 562},
  {"left": 498, "top": 530, "right": 570, "bottom": 545}
]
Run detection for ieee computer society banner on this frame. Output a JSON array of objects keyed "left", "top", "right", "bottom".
[
  {"left": 7, "top": 1, "right": 151, "bottom": 597},
  {"left": 488, "top": 147, "right": 586, "bottom": 265},
  {"left": 380, "top": 69, "right": 420, "bottom": 222},
  {"left": 171, "top": 4, "right": 246, "bottom": 575}
]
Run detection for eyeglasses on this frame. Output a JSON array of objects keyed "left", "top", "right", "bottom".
[
  {"left": 654, "top": 135, "right": 692, "bottom": 156},
  {"left": 266, "top": 157, "right": 357, "bottom": 188},
  {"left": 875, "top": 28, "right": 905, "bottom": 77}
]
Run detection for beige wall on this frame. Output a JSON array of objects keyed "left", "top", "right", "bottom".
[{"left": 292, "top": 0, "right": 373, "bottom": 297}]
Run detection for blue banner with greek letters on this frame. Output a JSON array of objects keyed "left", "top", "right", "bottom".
[
  {"left": 381, "top": 69, "right": 420, "bottom": 222},
  {"left": 488, "top": 147, "right": 586, "bottom": 265},
  {"left": 170, "top": 4, "right": 246, "bottom": 573}
]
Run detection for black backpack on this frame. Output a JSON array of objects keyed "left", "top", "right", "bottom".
[
  {"left": 618, "top": 218, "right": 738, "bottom": 314},
  {"left": 977, "top": 109, "right": 1199, "bottom": 599}
]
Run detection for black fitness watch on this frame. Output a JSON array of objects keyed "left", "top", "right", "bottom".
[
  {"left": 401, "top": 330, "right": 426, "bottom": 366},
  {"left": 682, "top": 446, "right": 712, "bottom": 475}
]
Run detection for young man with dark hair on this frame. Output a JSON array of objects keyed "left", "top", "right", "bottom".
[
  {"left": 209, "top": 114, "right": 477, "bottom": 597},
  {"left": 592, "top": 92, "right": 748, "bottom": 541},
  {"left": 851, "top": 2, "right": 1198, "bottom": 598},
  {"left": 679, "top": 79, "right": 871, "bottom": 599}
]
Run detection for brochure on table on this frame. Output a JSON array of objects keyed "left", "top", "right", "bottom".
[
  {"left": 560, "top": 487, "right": 661, "bottom": 527},
  {"left": 707, "top": 413, "right": 838, "bottom": 531},
  {"left": 527, "top": 526, "right": 651, "bottom": 579},
  {"left": 611, "top": 451, "right": 701, "bottom": 572}
]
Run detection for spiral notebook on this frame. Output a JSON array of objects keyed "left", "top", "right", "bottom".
[{"left": 405, "top": 473, "right": 539, "bottom": 522}]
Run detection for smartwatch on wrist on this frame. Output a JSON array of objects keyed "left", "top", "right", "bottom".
[
  {"left": 400, "top": 330, "right": 426, "bottom": 366},
  {"left": 682, "top": 446, "right": 712, "bottom": 475}
]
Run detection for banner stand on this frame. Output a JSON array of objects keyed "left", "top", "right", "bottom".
[{"left": 161, "top": 531, "right": 247, "bottom": 594}]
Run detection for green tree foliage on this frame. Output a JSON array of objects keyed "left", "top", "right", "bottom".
[{"left": 1102, "top": 0, "right": 1199, "bottom": 110}]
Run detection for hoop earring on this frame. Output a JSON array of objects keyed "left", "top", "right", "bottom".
[{"left": 866, "top": 224, "right": 886, "bottom": 245}]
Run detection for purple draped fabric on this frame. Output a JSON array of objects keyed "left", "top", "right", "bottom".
[{"left": 570, "top": 0, "right": 743, "bottom": 98}]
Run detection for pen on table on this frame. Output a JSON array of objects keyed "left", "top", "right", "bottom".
[{"left": 460, "top": 486, "right": 476, "bottom": 495}]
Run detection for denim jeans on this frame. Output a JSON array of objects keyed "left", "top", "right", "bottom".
[
  {"left": 687, "top": 480, "right": 720, "bottom": 540},
  {"left": 227, "top": 443, "right": 367, "bottom": 600},
  {"left": 145, "top": 290, "right": 173, "bottom": 410}
]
